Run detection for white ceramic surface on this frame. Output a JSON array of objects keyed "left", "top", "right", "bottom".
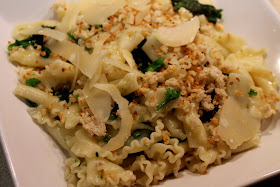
[{"left": 0, "top": 0, "right": 280, "bottom": 187}]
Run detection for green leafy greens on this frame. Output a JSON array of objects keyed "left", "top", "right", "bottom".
[
  {"left": 26, "top": 99, "right": 38, "bottom": 108},
  {"left": 8, "top": 35, "right": 44, "bottom": 51},
  {"left": 53, "top": 89, "right": 73, "bottom": 103},
  {"left": 144, "top": 57, "right": 165, "bottom": 73},
  {"left": 248, "top": 89, "right": 258, "bottom": 96},
  {"left": 108, "top": 103, "right": 118, "bottom": 120},
  {"left": 41, "top": 25, "right": 56, "bottom": 29},
  {"left": 171, "top": 0, "right": 222, "bottom": 23},
  {"left": 103, "top": 135, "right": 111, "bottom": 142},
  {"left": 8, "top": 35, "right": 52, "bottom": 58},
  {"left": 67, "top": 32, "right": 79, "bottom": 44},
  {"left": 156, "top": 88, "right": 181, "bottom": 110},
  {"left": 26, "top": 78, "right": 41, "bottom": 87},
  {"left": 40, "top": 46, "right": 52, "bottom": 58}
]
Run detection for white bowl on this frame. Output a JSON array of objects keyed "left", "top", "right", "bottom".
[{"left": 0, "top": 0, "right": 280, "bottom": 186}]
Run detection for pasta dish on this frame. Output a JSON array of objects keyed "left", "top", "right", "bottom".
[{"left": 7, "top": 0, "right": 280, "bottom": 186}]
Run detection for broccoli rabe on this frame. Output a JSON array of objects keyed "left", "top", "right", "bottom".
[
  {"left": 156, "top": 88, "right": 180, "bottom": 110},
  {"left": 144, "top": 57, "right": 165, "bottom": 73},
  {"left": 248, "top": 89, "right": 257, "bottom": 96},
  {"left": 8, "top": 35, "right": 44, "bottom": 51},
  {"left": 67, "top": 32, "right": 79, "bottom": 44},
  {"left": 26, "top": 78, "right": 41, "bottom": 87},
  {"left": 41, "top": 25, "right": 56, "bottom": 29},
  {"left": 171, "top": 0, "right": 222, "bottom": 23}
]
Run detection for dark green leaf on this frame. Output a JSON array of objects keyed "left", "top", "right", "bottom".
[
  {"left": 85, "top": 46, "right": 93, "bottom": 51},
  {"left": 248, "top": 89, "right": 257, "bottom": 96},
  {"left": 40, "top": 46, "right": 52, "bottom": 58},
  {"left": 123, "top": 92, "right": 136, "bottom": 103},
  {"left": 26, "top": 78, "right": 41, "bottom": 87},
  {"left": 109, "top": 113, "right": 117, "bottom": 120},
  {"left": 88, "top": 25, "right": 92, "bottom": 31},
  {"left": 131, "top": 39, "right": 151, "bottom": 72},
  {"left": 223, "top": 72, "right": 229, "bottom": 76},
  {"left": 67, "top": 32, "right": 79, "bottom": 44},
  {"left": 109, "top": 103, "right": 119, "bottom": 120},
  {"left": 103, "top": 135, "right": 111, "bottom": 142},
  {"left": 41, "top": 25, "right": 56, "bottom": 29},
  {"left": 94, "top": 24, "right": 103, "bottom": 29},
  {"left": 53, "top": 89, "right": 73, "bottom": 103},
  {"left": 26, "top": 99, "right": 38, "bottom": 108},
  {"left": 172, "top": 0, "right": 222, "bottom": 23},
  {"left": 156, "top": 88, "right": 180, "bottom": 110},
  {"left": 132, "top": 130, "right": 141, "bottom": 139},
  {"left": 8, "top": 35, "right": 44, "bottom": 51},
  {"left": 144, "top": 57, "right": 165, "bottom": 72}
]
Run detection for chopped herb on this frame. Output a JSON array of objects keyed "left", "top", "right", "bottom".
[
  {"left": 76, "top": 94, "right": 80, "bottom": 99},
  {"left": 144, "top": 57, "right": 165, "bottom": 72},
  {"left": 26, "top": 99, "right": 38, "bottom": 108},
  {"left": 94, "top": 24, "right": 103, "bottom": 29},
  {"left": 109, "top": 104, "right": 118, "bottom": 120},
  {"left": 133, "top": 130, "right": 141, "bottom": 139},
  {"left": 223, "top": 72, "right": 229, "bottom": 76},
  {"left": 85, "top": 46, "right": 93, "bottom": 51},
  {"left": 41, "top": 25, "right": 56, "bottom": 29},
  {"left": 156, "top": 88, "right": 180, "bottom": 110},
  {"left": 8, "top": 35, "right": 44, "bottom": 51},
  {"left": 103, "top": 135, "right": 111, "bottom": 142},
  {"left": 95, "top": 152, "right": 99, "bottom": 158},
  {"left": 40, "top": 46, "right": 52, "bottom": 58},
  {"left": 74, "top": 158, "right": 78, "bottom": 163},
  {"left": 67, "top": 32, "right": 79, "bottom": 44},
  {"left": 100, "top": 175, "right": 103, "bottom": 179},
  {"left": 109, "top": 114, "right": 117, "bottom": 120},
  {"left": 248, "top": 89, "right": 257, "bottom": 96},
  {"left": 138, "top": 116, "right": 144, "bottom": 122},
  {"left": 26, "top": 78, "right": 41, "bottom": 87},
  {"left": 171, "top": 0, "right": 222, "bottom": 23},
  {"left": 53, "top": 89, "right": 73, "bottom": 103}
]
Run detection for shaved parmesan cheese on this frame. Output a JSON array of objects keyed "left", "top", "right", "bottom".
[
  {"left": 116, "top": 72, "right": 141, "bottom": 96},
  {"left": 46, "top": 33, "right": 109, "bottom": 79},
  {"left": 93, "top": 83, "right": 133, "bottom": 151},
  {"left": 104, "top": 57, "right": 138, "bottom": 74},
  {"left": 12, "top": 20, "right": 59, "bottom": 40},
  {"left": 79, "top": 0, "right": 126, "bottom": 25},
  {"left": 226, "top": 73, "right": 252, "bottom": 108},
  {"left": 127, "top": 0, "right": 151, "bottom": 11},
  {"left": 46, "top": 40, "right": 99, "bottom": 78},
  {"left": 142, "top": 34, "right": 162, "bottom": 61},
  {"left": 83, "top": 76, "right": 112, "bottom": 123},
  {"left": 155, "top": 16, "right": 200, "bottom": 47},
  {"left": 218, "top": 97, "right": 260, "bottom": 149},
  {"left": 121, "top": 49, "right": 138, "bottom": 70},
  {"left": 56, "top": 1, "right": 79, "bottom": 33},
  {"left": 37, "top": 28, "right": 66, "bottom": 41},
  {"left": 118, "top": 26, "right": 145, "bottom": 52}
]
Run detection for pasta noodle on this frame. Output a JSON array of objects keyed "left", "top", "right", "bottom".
[{"left": 8, "top": 0, "right": 280, "bottom": 186}]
